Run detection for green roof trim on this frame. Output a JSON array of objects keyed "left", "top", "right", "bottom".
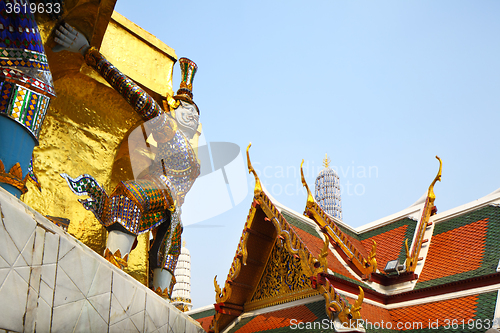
[
  {"left": 281, "top": 210, "right": 323, "bottom": 239},
  {"left": 189, "top": 308, "right": 215, "bottom": 320},
  {"left": 416, "top": 205, "right": 500, "bottom": 289},
  {"left": 357, "top": 217, "right": 418, "bottom": 241}
]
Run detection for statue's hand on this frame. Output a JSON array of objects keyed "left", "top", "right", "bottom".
[{"left": 53, "top": 23, "right": 90, "bottom": 55}]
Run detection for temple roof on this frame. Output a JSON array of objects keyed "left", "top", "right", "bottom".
[{"left": 202, "top": 150, "right": 500, "bottom": 333}]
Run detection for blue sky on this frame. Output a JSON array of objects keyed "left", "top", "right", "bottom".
[{"left": 115, "top": 0, "right": 500, "bottom": 309}]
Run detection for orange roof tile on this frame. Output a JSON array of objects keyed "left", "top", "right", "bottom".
[
  {"left": 234, "top": 305, "right": 318, "bottom": 333},
  {"left": 343, "top": 232, "right": 368, "bottom": 257},
  {"left": 196, "top": 316, "right": 212, "bottom": 332},
  {"left": 389, "top": 294, "right": 478, "bottom": 330},
  {"left": 361, "top": 224, "right": 408, "bottom": 273},
  {"left": 344, "top": 295, "right": 394, "bottom": 326},
  {"left": 418, "top": 219, "right": 488, "bottom": 283}
]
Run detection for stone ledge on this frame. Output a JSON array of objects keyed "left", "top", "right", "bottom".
[{"left": 0, "top": 187, "right": 204, "bottom": 333}]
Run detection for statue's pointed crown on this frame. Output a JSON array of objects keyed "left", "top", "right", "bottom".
[{"left": 174, "top": 57, "right": 199, "bottom": 113}]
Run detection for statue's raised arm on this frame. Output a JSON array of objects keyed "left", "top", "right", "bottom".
[{"left": 54, "top": 23, "right": 163, "bottom": 121}]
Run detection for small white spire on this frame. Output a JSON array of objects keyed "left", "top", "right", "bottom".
[{"left": 171, "top": 241, "right": 192, "bottom": 312}]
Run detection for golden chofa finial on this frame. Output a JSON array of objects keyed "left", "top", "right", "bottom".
[
  {"left": 428, "top": 156, "right": 442, "bottom": 203},
  {"left": 301, "top": 159, "right": 315, "bottom": 209},
  {"left": 323, "top": 154, "right": 331, "bottom": 168},
  {"left": 183, "top": 240, "right": 186, "bottom": 247},
  {"left": 246, "top": 143, "right": 262, "bottom": 197}
]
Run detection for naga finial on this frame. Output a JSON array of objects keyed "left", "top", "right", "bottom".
[
  {"left": 350, "top": 286, "right": 364, "bottom": 319},
  {"left": 428, "top": 156, "right": 442, "bottom": 203},
  {"left": 246, "top": 143, "right": 262, "bottom": 197},
  {"left": 214, "top": 276, "right": 222, "bottom": 301},
  {"left": 368, "top": 240, "right": 377, "bottom": 273},
  {"left": 323, "top": 154, "right": 331, "bottom": 168},
  {"left": 301, "top": 159, "right": 315, "bottom": 208}
]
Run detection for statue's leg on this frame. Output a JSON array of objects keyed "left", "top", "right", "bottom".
[
  {"left": 103, "top": 223, "right": 137, "bottom": 269},
  {"left": 150, "top": 217, "right": 182, "bottom": 298},
  {"left": 149, "top": 214, "right": 172, "bottom": 297},
  {"left": 99, "top": 181, "right": 144, "bottom": 269}
]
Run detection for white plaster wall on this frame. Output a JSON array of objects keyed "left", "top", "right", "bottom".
[{"left": 0, "top": 187, "right": 204, "bottom": 333}]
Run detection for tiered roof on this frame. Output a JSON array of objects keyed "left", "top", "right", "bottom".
[{"left": 192, "top": 148, "right": 500, "bottom": 332}]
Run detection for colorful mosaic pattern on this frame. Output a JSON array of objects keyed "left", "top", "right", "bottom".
[
  {"left": 84, "top": 48, "right": 161, "bottom": 121},
  {"left": 0, "top": 0, "right": 55, "bottom": 97},
  {"left": 0, "top": 81, "right": 49, "bottom": 140},
  {"left": 26, "top": 156, "right": 40, "bottom": 190},
  {"left": 176, "top": 57, "right": 197, "bottom": 102},
  {"left": 153, "top": 131, "right": 199, "bottom": 206},
  {"left": 159, "top": 214, "right": 182, "bottom": 272},
  {"left": 60, "top": 173, "right": 108, "bottom": 224},
  {"left": 61, "top": 173, "right": 176, "bottom": 235}
]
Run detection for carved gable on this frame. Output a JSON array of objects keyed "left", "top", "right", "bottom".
[{"left": 246, "top": 237, "right": 315, "bottom": 310}]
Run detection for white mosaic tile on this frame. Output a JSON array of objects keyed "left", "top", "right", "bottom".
[
  {"left": 0, "top": 255, "right": 9, "bottom": 269},
  {"left": 16, "top": 229, "right": 35, "bottom": 267},
  {"left": 130, "top": 310, "right": 145, "bottom": 332},
  {"left": 186, "top": 323, "right": 204, "bottom": 333},
  {"left": 14, "top": 266, "right": 30, "bottom": 285},
  {"left": 32, "top": 227, "right": 46, "bottom": 266},
  {"left": 52, "top": 299, "right": 86, "bottom": 333},
  {"left": 87, "top": 263, "right": 112, "bottom": 297},
  {"left": 34, "top": 293, "right": 52, "bottom": 332},
  {"left": 0, "top": 223, "right": 21, "bottom": 266},
  {"left": 0, "top": 268, "right": 9, "bottom": 288},
  {"left": 43, "top": 232, "right": 59, "bottom": 264},
  {"left": 158, "top": 322, "right": 173, "bottom": 333},
  {"left": 109, "top": 293, "right": 129, "bottom": 326},
  {"left": 29, "top": 266, "right": 42, "bottom": 293},
  {"left": 39, "top": 279, "right": 54, "bottom": 306},
  {"left": 41, "top": 263, "right": 56, "bottom": 289},
  {"left": 57, "top": 237, "right": 76, "bottom": 261},
  {"left": 58, "top": 244, "right": 99, "bottom": 296},
  {"left": 88, "top": 292, "right": 111, "bottom": 324},
  {"left": 169, "top": 309, "right": 186, "bottom": 333},
  {"left": 112, "top": 271, "right": 138, "bottom": 313},
  {"left": 73, "top": 300, "right": 108, "bottom": 333},
  {"left": 126, "top": 284, "right": 146, "bottom": 317},
  {"left": 109, "top": 317, "right": 141, "bottom": 333},
  {"left": 145, "top": 294, "right": 169, "bottom": 329},
  {"left": 24, "top": 286, "right": 39, "bottom": 333},
  {"left": 53, "top": 266, "right": 85, "bottom": 307},
  {"left": 0, "top": 199, "right": 36, "bottom": 253},
  {"left": 12, "top": 250, "right": 28, "bottom": 268},
  {"left": 144, "top": 313, "right": 158, "bottom": 333},
  {"left": 0, "top": 269, "right": 29, "bottom": 332}
]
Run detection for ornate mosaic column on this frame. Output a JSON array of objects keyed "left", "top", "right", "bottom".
[{"left": 0, "top": 0, "right": 55, "bottom": 197}]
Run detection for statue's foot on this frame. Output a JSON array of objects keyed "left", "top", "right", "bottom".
[
  {"left": 154, "top": 286, "right": 170, "bottom": 299},
  {"left": 104, "top": 248, "right": 129, "bottom": 269}
]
